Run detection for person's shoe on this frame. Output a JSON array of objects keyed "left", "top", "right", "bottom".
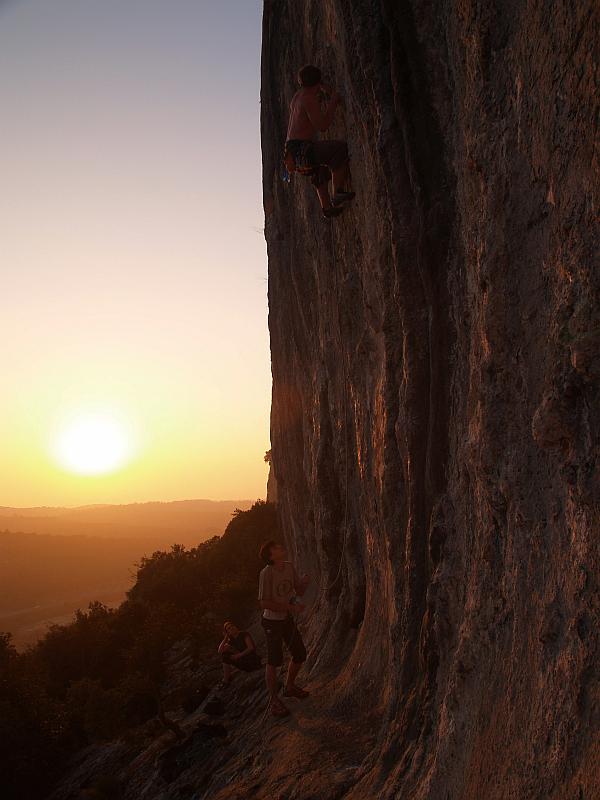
[
  {"left": 283, "top": 684, "right": 310, "bottom": 699},
  {"left": 331, "top": 190, "right": 355, "bottom": 207},
  {"left": 270, "top": 699, "right": 291, "bottom": 717},
  {"left": 322, "top": 206, "right": 344, "bottom": 219}
]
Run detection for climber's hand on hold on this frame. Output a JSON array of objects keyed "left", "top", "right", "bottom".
[
  {"left": 320, "top": 83, "right": 340, "bottom": 103},
  {"left": 295, "top": 572, "right": 310, "bottom": 596}
]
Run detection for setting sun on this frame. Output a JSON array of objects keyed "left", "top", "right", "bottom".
[{"left": 51, "top": 412, "right": 134, "bottom": 476}]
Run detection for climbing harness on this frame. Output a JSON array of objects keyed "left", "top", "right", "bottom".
[
  {"left": 282, "top": 139, "right": 317, "bottom": 182},
  {"left": 285, "top": 139, "right": 315, "bottom": 172}
]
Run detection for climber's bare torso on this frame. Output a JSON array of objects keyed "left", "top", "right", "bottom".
[{"left": 287, "top": 86, "right": 330, "bottom": 140}]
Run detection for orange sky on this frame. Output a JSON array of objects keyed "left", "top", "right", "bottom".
[{"left": 0, "top": 0, "right": 270, "bottom": 506}]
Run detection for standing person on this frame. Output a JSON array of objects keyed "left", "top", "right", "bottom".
[
  {"left": 217, "top": 621, "right": 261, "bottom": 688},
  {"left": 258, "top": 540, "right": 310, "bottom": 717},
  {"left": 284, "top": 64, "right": 355, "bottom": 219}
]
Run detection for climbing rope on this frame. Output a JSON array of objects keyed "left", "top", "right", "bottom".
[
  {"left": 293, "top": 221, "right": 352, "bottom": 640},
  {"left": 255, "top": 192, "right": 354, "bottom": 736},
  {"left": 323, "top": 220, "right": 351, "bottom": 592}
]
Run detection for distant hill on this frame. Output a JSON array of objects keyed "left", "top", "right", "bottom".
[
  {"left": 0, "top": 498, "right": 253, "bottom": 540},
  {"left": 0, "top": 499, "right": 254, "bottom": 647}
]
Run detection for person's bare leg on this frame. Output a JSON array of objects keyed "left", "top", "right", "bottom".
[
  {"left": 265, "top": 664, "right": 278, "bottom": 696},
  {"left": 286, "top": 659, "right": 302, "bottom": 690},
  {"left": 332, "top": 162, "right": 350, "bottom": 195},
  {"left": 315, "top": 182, "right": 332, "bottom": 210},
  {"left": 222, "top": 662, "right": 233, "bottom": 683},
  {"left": 266, "top": 664, "right": 288, "bottom": 711}
]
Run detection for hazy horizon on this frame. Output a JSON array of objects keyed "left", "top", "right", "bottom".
[
  {"left": 0, "top": 496, "right": 255, "bottom": 648},
  {"left": 0, "top": 496, "right": 257, "bottom": 512},
  {"left": 0, "top": 0, "right": 270, "bottom": 507}
]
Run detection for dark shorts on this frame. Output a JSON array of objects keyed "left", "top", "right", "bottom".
[
  {"left": 286, "top": 139, "right": 349, "bottom": 187},
  {"left": 221, "top": 651, "right": 262, "bottom": 672},
  {"left": 261, "top": 614, "right": 307, "bottom": 667}
]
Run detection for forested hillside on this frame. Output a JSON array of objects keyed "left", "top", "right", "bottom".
[{"left": 1, "top": 501, "right": 277, "bottom": 800}]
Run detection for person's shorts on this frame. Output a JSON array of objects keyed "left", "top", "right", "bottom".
[
  {"left": 308, "top": 140, "right": 349, "bottom": 187},
  {"left": 261, "top": 614, "right": 307, "bottom": 667},
  {"left": 221, "top": 651, "right": 262, "bottom": 672},
  {"left": 286, "top": 139, "right": 349, "bottom": 187}
]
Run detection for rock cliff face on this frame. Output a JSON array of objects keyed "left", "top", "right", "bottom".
[{"left": 262, "top": 1, "right": 599, "bottom": 798}]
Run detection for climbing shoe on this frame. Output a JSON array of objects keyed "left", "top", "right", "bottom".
[
  {"left": 332, "top": 190, "right": 355, "bottom": 207},
  {"left": 283, "top": 685, "right": 310, "bottom": 699},
  {"left": 270, "top": 699, "right": 291, "bottom": 717},
  {"left": 322, "top": 206, "right": 344, "bottom": 219}
]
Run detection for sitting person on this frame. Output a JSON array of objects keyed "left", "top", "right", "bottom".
[
  {"left": 217, "top": 621, "right": 261, "bottom": 687},
  {"left": 284, "top": 64, "right": 355, "bottom": 219}
]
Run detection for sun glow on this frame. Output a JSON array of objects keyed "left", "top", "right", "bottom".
[{"left": 51, "top": 411, "right": 135, "bottom": 476}]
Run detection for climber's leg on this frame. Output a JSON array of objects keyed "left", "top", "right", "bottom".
[
  {"left": 315, "top": 181, "right": 332, "bottom": 210},
  {"left": 331, "top": 151, "right": 355, "bottom": 206},
  {"left": 265, "top": 664, "right": 279, "bottom": 697},
  {"left": 262, "top": 618, "right": 290, "bottom": 716},
  {"left": 311, "top": 166, "right": 343, "bottom": 218},
  {"left": 286, "top": 659, "right": 302, "bottom": 688},
  {"left": 331, "top": 161, "right": 349, "bottom": 195},
  {"left": 281, "top": 615, "right": 309, "bottom": 697},
  {"left": 311, "top": 140, "right": 352, "bottom": 201},
  {"left": 222, "top": 661, "right": 233, "bottom": 683},
  {"left": 311, "top": 165, "right": 332, "bottom": 209},
  {"left": 318, "top": 188, "right": 344, "bottom": 218}
]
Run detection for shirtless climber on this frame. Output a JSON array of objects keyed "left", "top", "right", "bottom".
[
  {"left": 284, "top": 64, "right": 355, "bottom": 219},
  {"left": 258, "top": 540, "right": 310, "bottom": 717}
]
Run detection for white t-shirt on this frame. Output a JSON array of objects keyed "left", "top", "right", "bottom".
[{"left": 258, "top": 561, "right": 298, "bottom": 620}]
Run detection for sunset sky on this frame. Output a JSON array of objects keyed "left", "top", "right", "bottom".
[{"left": 0, "top": 0, "right": 270, "bottom": 506}]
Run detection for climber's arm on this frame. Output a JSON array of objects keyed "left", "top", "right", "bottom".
[{"left": 293, "top": 567, "right": 310, "bottom": 597}]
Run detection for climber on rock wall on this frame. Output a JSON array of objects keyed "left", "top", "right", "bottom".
[
  {"left": 284, "top": 64, "right": 355, "bottom": 219},
  {"left": 258, "top": 540, "right": 310, "bottom": 717}
]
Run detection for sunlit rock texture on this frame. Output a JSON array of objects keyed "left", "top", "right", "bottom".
[{"left": 262, "top": 0, "right": 599, "bottom": 797}]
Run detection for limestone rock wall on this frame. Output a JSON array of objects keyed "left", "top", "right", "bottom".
[{"left": 262, "top": 1, "right": 599, "bottom": 797}]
